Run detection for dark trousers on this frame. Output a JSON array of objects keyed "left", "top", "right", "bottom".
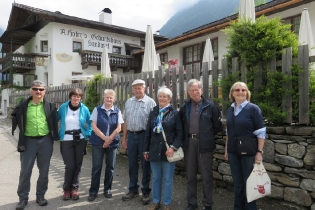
[
  {"left": 228, "top": 152, "right": 257, "bottom": 210},
  {"left": 89, "top": 145, "right": 117, "bottom": 195},
  {"left": 185, "top": 137, "right": 213, "bottom": 207},
  {"left": 17, "top": 135, "right": 53, "bottom": 201},
  {"left": 61, "top": 139, "right": 87, "bottom": 191},
  {"left": 127, "top": 131, "right": 151, "bottom": 194}
]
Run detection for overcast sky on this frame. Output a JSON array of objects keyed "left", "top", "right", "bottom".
[{"left": 0, "top": 0, "right": 200, "bottom": 33}]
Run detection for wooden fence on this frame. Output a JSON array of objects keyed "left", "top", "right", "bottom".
[{"left": 9, "top": 45, "right": 315, "bottom": 124}]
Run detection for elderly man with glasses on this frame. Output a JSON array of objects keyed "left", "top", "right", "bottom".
[
  {"left": 179, "top": 79, "right": 222, "bottom": 210},
  {"left": 12, "top": 80, "right": 58, "bottom": 210}
]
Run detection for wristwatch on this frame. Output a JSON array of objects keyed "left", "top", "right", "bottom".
[{"left": 257, "top": 150, "right": 264, "bottom": 154}]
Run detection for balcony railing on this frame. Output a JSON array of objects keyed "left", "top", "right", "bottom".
[
  {"left": 80, "top": 51, "right": 141, "bottom": 71},
  {"left": 0, "top": 53, "right": 36, "bottom": 72}
]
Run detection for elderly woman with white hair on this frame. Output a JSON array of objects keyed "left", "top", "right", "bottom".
[
  {"left": 143, "top": 86, "right": 183, "bottom": 210},
  {"left": 87, "top": 89, "right": 124, "bottom": 202}
]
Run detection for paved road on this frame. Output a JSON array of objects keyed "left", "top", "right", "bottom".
[{"left": 0, "top": 117, "right": 290, "bottom": 210}]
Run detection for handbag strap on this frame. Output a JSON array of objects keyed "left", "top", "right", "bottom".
[{"left": 162, "top": 130, "right": 170, "bottom": 149}]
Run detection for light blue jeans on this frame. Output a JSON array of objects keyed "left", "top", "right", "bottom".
[{"left": 150, "top": 161, "right": 176, "bottom": 205}]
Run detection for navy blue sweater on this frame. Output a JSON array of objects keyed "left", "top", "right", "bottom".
[{"left": 226, "top": 103, "right": 264, "bottom": 153}]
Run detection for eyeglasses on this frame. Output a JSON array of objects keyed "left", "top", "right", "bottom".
[
  {"left": 234, "top": 88, "right": 246, "bottom": 92},
  {"left": 32, "top": 88, "right": 45, "bottom": 92}
]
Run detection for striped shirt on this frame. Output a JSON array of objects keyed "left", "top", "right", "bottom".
[{"left": 123, "top": 94, "right": 156, "bottom": 131}]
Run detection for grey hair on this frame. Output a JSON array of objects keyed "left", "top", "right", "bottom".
[
  {"left": 187, "top": 79, "right": 202, "bottom": 90},
  {"left": 157, "top": 86, "right": 173, "bottom": 98},
  {"left": 31, "top": 80, "right": 46, "bottom": 88},
  {"left": 104, "top": 89, "right": 116, "bottom": 98}
]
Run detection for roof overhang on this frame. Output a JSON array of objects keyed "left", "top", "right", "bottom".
[{"left": 0, "top": 3, "right": 168, "bottom": 52}]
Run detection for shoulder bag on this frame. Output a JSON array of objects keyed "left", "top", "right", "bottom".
[
  {"left": 162, "top": 130, "right": 184, "bottom": 162},
  {"left": 232, "top": 107, "right": 258, "bottom": 156}
]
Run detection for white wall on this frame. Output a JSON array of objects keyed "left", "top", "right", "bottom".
[
  {"left": 16, "top": 22, "right": 144, "bottom": 86},
  {"left": 0, "top": 89, "right": 10, "bottom": 117},
  {"left": 48, "top": 23, "right": 143, "bottom": 86}
]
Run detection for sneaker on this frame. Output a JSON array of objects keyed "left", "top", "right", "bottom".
[
  {"left": 63, "top": 191, "right": 71, "bottom": 200},
  {"left": 142, "top": 193, "right": 151, "bottom": 205},
  {"left": 71, "top": 189, "right": 79, "bottom": 200},
  {"left": 148, "top": 203, "right": 161, "bottom": 210},
  {"left": 122, "top": 192, "right": 139, "bottom": 201},
  {"left": 163, "top": 204, "right": 171, "bottom": 210}
]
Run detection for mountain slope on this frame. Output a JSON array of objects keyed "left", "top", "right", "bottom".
[{"left": 160, "top": 0, "right": 270, "bottom": 37}]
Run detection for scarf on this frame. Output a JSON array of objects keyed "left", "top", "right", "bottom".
[{"left": 153, "top": 104, "right": 170, "bottom": 133}]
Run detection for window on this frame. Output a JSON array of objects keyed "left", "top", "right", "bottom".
[
  {"left": 73, "top": 41, "right": 82, "bottom": 52},
  {"left": 72, "top": 72, "right": 82, "bottom": 84},
  {"left": 41, "top": 41, "right": 48, "bottom": 52},
  {"left": 211, "top": 38, "right": 218, "bottom": 60},
  {"left": 184, "top": 44, "right": 201, "bottom": 65},
  {"left": 112, "top": 46, "right": 121, "bottom": 54},
  {"left": 160, "top": 53, "right": 168, "bottom": 64},
  {"left": 283, "top": 15, "right": 301, "bottom": 35}
]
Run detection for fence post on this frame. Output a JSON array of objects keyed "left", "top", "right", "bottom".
[
  {"left": 212, "top": 60, "right": 219, "bottom": 102},
  {"left": 171, "top": 68, "right": 177, "bottom": 108},
  {"left": 165, "top": 68, "right": 170, "bottom": 88},
  {"left": 221, "top": 59, "right": 229, "bottom": 119},
  {"left": 240, "top": 60, "right": 247, "bottom": 83},
  {"left": 202, "top": 62, "right": 209, "bottom": 100},
  {"left": 186, "top": 64, "right": 192, "bottom": 82},
  {"left": 178, "top": 66, "right": 185, "bottom": 106},
  {"left": 148, "top": 71, "right": 153, "bottom": 100},
  {"left": 282, "top": 47, "right": 292, "bottom": 124},
  {"left": 232, "top": 57, "right": 239, "bottom": 82},
  {"left": 194, "top": 63, "right": 201, "bottom": 80},
  {"left": 298, "top": 45, "right": 310, "bottom": 124}
]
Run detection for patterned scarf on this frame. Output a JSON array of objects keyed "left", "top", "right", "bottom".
[{"left": 153, "top": 104, "right": 170, "bottom": 133}]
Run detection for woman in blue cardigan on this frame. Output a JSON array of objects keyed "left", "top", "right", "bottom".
[
  {"left": 57, "top": 88, "right": 92, "bottom": 200},
  {"left": 225, "top": 82, "right": 266, "bottom": 210}
]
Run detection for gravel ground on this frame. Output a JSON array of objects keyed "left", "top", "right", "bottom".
[{"left": 0, "top": 117, "right": 294, "bottom": 210}]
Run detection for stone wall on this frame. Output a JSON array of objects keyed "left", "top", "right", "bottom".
[{"left": 174, "top": 126, "right": 315, "bottom": 210}]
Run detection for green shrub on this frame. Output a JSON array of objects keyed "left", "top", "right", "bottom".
[
  {"left": 221, "top": 15, "right": 307, "bottom": 125},
  {"left": 84, "top": 74, "right": 105, "bottom": 112}
]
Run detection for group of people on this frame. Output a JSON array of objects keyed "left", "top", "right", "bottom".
[{"left": 11, "top": 78, "right": 265, "bottom": 210}]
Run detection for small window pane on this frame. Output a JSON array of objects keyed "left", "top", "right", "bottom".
[
  {"left": 112, "top": 47, "right": 121, "bottom": 54},
  {"left": 73, "top": 42, "right": 82, "bottom": 52},
  {"left": 41, "top": 41, "right": 48, "bottom": 52}
]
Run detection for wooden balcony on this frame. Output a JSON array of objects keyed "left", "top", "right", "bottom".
[
  {"left": 80, "top": 51, "right": 141, "bottom": 73},
  {"left": 0, "top": 53, "right": 36, "bottom": 73}
]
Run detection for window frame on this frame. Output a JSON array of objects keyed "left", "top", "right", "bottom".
[
  {"left": 73, "top": 41, "right": 82, "bottom": 52},
  {"left": 183, "top": 44, "right": 201, "bottom": 66},
  {"left": 282, "top": 14, "right": 301, "bottom": 35},
  {"left": 112, "top": 46, "right": 121, "bottom": 54},
  {"left": 211, "top": 38, "right": 219, "bottom": 61},
  {"left": 41, "top": 40, "right": 48, "bottom": 52},
  {"left": 72, "top": 72, "right": 82, "bottom": 84},
  {"left": 160, "top": 53, "right": 168, "bottom": 64}
]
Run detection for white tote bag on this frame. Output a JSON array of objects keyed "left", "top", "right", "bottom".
[{"left": 246, "top": 162, "right": 271, "bottom": 202}]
